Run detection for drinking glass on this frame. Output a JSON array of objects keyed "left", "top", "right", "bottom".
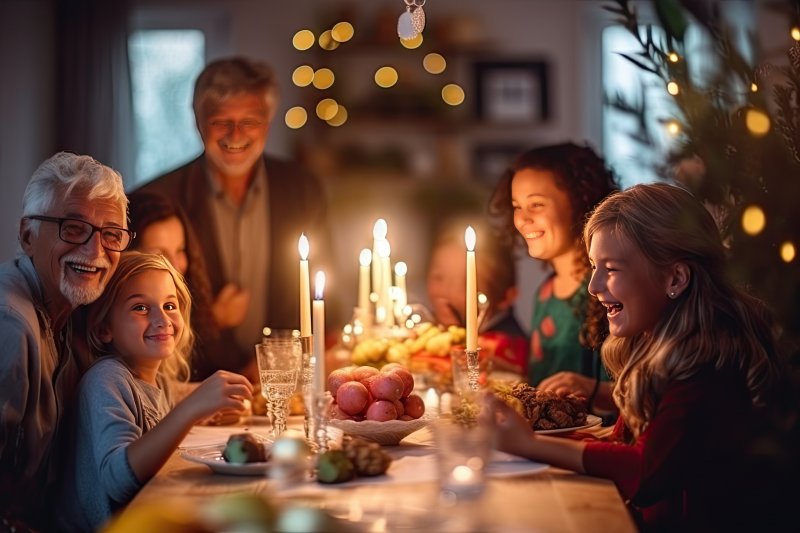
[{"left": 255, "top": 336, "right": 301, "bottom": 439}]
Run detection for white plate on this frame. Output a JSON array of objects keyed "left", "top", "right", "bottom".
[
  {"left": 534, "top": 414, "right": 602, "bottom": 435},
  {"left": 180, "top": 443, "right": 271, "bottom": 476}
]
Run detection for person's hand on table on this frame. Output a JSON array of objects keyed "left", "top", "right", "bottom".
[
  {"left": 480, "top": 393, "right": 537, "bottom": 458},
  {"left": 212, "top": 283, "right": 250, "bottom": 328},
  {"left": 538, "top": 371, "right": 594, "bottom": 399},
  {"left": 183, "top": 370, "right": 253, "bottom": 424}
]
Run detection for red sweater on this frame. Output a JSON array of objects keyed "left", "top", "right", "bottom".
[{"left": 583, "top": 368, "right": 753, "bottom": 530}]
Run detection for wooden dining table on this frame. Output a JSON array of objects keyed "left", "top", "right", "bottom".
[{"left": 114, "top": 413, "right": 637, "bottom": 532}]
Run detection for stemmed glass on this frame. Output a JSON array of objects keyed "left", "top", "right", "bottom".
[{"left": 255, "top": 335, "right": 301, "bottom": 439}]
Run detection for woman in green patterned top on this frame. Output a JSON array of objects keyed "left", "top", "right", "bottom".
[{"left": 489, "top": 143, "right": 618, "bottom": 414}]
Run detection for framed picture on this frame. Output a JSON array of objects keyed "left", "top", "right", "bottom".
[
  {"left": 473, "top": 60, "right": 550, "bottom": 123},
  {"left": 472, "top": 143, "right": 526, "bottom": 185}
]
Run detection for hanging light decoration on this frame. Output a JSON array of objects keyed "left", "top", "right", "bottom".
[{"left": 398, "top": 0, "right": 426, "bottom": 40}]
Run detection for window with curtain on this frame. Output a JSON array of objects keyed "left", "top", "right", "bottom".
[{"left": 128, "top": 29, "right": 205, "bottom": 186}]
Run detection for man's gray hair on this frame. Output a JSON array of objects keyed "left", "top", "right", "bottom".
[
  {"left": 192, "top": 56, "right": 279, "bottom": 122},
  {"left": 21, "top": 151, "right": 128, "bottom": 236}
]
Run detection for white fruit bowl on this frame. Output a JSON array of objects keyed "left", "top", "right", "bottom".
[{"left": 328, "top": 413, "right": 434, "bottom": 446}]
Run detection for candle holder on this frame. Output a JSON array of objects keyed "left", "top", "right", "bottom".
[
  {"left": 312, "top": 391, "right": 334, "bottom": 454},
  {"left": 299, "top": 335, "right": 314, "bottom": 442},
  {"left": 464, "top": 348, "right": 481, "bottom": 392}
]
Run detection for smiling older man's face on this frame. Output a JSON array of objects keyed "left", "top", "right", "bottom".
[{"left": 21, "top": 195, "right": 126, "bottom": 311}]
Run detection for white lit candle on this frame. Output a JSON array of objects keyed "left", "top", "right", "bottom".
[
  {"left": 312, "top": 271, "right": 326, "bottom": 394},
  {"left": 394, "top": 261, "right": 407, "bottom": 312},
  {"left": 378, "top": 239, "right": 394, "bottom": 327},
  {"left": 465, "top": 226, "right": 477, "bottom": 351},
  {"left": 371, "top": 219, "right": 387, "bottom": 318},
  {"left": 358, "top": 248, "right": 372, "bottom": 313},
  {"left": 298, "top": 234, "right": 311, "bottom": 337}
]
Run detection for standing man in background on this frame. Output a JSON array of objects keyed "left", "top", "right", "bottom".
[{"left": 136, "top": 56, "right": 335, "bottom": 381}]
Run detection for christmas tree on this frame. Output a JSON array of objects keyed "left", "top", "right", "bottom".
[{"left": 605, "top": 0, "right": 800, "bottom": 356}]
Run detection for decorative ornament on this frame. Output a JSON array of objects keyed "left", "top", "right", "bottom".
[{"left": 398, "top": 0, "right": 426, "bottom": 40}]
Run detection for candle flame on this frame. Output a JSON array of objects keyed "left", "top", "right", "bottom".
[
  {"left": 465, "top": 226, "right": 476, "bottom": 251},
  {"left": 377, "top": 239, "right": 391, "bottom": 258},
  {"left": 394, "top": 261, "right": 407, "bottom": 276},
  {"left": 359, "top": 248, "right": 372, "bottom": 266},
  {"left": 373, "top": 218, "right": 387, "bottom": 239},
  {"left": 314, "top": 270, "right": 326, "bottom": 299},
  {"left": 298, "top": 233, "right": 310, "bottom": 260}
]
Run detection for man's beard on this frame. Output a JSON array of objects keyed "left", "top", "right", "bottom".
[{"left": 59, "top": 254, "right": 112, "bottom": 307}]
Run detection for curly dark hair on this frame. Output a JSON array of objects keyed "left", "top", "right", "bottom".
[
  {"left": 488, "top": 142, "right": 619, "bottom": 350},
  {"left": 127, "top": 190, "right": 220, "bottom": 353}
]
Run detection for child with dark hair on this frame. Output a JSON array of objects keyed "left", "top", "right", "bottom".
[{"left": 489, "top": 142, "right": 619, "bottom": 412}]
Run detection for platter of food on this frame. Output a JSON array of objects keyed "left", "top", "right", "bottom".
[
  {"left": 180, "top": 433, "right": 271, "bottom": 476},
  {"left": 535, "top": 414, "right": 602, "bottom": 435}
]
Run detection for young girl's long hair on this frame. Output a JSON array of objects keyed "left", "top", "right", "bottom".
[
  {"left": 585, "top": 183, "right": 779, "bottom": 436},
  {"left": 86, "top": 251, "right": 194, "bottom": 381}
]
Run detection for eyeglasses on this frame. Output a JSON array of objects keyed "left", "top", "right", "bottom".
[{"left": 26, "top": 215, "right": 135, "bottom": 252}]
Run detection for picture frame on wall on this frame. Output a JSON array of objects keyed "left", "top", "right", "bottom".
[
  {"left": 472, "top": 143, "right": 527, "bottom": 185},
  {"left": 473, "top": 60, "right": 550, "bottom": 123}
]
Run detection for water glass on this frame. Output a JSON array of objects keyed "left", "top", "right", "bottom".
[
  {"left": 450, "top": 348, "right": 492, "bottom": 395},
  {"left": 255, "top": 336, "right": 301, "bottom": 439},
  {"left": 434, "top": 419, "right": 492, "bottom": 503}
]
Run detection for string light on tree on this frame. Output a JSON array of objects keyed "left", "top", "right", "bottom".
[
  {"left": 667, "top": 81, "right": 680, "bottom": 95},
  {"left": 780, "top": 242, "right": 796, "bottom": 263},
  {"left": 750, "top": 82, "right": 758, "bottom": 93},
  {"left": 668, "top": 52, "right": 679, "bottom": 63},
  {"left": 792, "top": 26, "right": 800, "bottom": 41},
  {"left": 741, "top": 205, "right": 766, "bottom": 236},
  {"left": 666, "top": 120, "right": 681, "bottom": 135}
]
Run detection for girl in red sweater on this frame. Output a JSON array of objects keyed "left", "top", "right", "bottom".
[{"left": 484, "top": 183, "right": 782, "bottom": 530}]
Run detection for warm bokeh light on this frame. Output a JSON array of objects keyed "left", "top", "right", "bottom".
[
  {"left": 750, "top": 82, "right": 758, "bottom": 92},
  {"left": 292, "top": 29, "right": 315, "bottom": 51},
  {"left": 331, "top": 22, "right": 355, "bottom": 42},
  {"left": 326, "top": 104, "right": 348, "bottom": 127},
  {"left": 745, "top": 108, "right": 770, "bottom": 136},
  {"left": 315, "top": 98, "right": 339, "bottom": 121},
  {"left": 400, "top": 33, "right": 423, "bottom": 49},
  {"left": 318, "top": 30, "right": 340, "bottom": 51},
  {"left": 667, "top": 81, "right": 680, "bottom": 95},
  {"left": 666, "top": 120, "right": 681, "bottom": 135},
  {"left": 668, "top": 52, "right": 679, "bottom": 62},
  {"left": 312, "top": 68, "right": 335, "bottom": 90},
  {"left": 292, "top": 65, "right": 314, "bottom": 87},
  {"left": 741, "top": 205, "right": 766, "bottom": 236},
  {"left": 284, "top": 106, "right": 308, "bottom": 129},
  {"left": 792, "top": 26, "right": 800, "bottom": 41},
  {"left": 442, "top": 83, "right": 465, "bottom": 106},
  {"left": 423, "top": 53, "right": 446, "bottom": 74},
  {"left": 375, "top": 66, "right": 399, "bottom": 88},
  {"left": 780, "top": 241, "right": 796, "bottom": 263}
]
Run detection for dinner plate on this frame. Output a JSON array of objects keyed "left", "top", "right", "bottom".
[
  {"left": 180, "top": 443, "right": 271, "bottom": 476},
  {"left": 534, "top": 414, "right": 602, "bottom": 435}
]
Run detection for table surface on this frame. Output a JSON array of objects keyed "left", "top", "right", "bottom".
[{"left": 119, "top": 417, "right": 636, "bottom": 532}]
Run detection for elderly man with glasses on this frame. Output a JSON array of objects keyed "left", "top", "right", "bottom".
[{"left": 0, "top": 151, "right": 130, "bottom": 530}]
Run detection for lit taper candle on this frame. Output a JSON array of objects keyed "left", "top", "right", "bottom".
[
  {"left": 298, "top": 234, "right": 311, "bottom": 337},
  {"left": 312, "top": 270, "right": 326, "bottom": 394},
  {"left": 358, "top": 248, "right": 372, "bottom": 313},
  {"left": 465, "top": 226, "right": 477, "bottom": 351}
]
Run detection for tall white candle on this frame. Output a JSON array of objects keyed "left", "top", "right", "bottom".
[
  {"left": 378, "top": 239, "right": 394, "bottom": 327},
  {"left": 394, "top": 261, "right": 407, "bottom": 312},
  {"left": 465, "top": 226, "right": 477, "bottom": 351},
  {"left": 298, "top": 234, "right": 311, "bottom": 337},
  {"left": 371, "top": 219, "right": 387, "bottom": 316},
  {"left": 358, "top": 248, "right": 372, "bottom": 313},
  {"left": 312, "top": 271, "right": 326, "bottom": 394}
]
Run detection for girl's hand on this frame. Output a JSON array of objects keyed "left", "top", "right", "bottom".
[
  {"left": 183, "top": 370, "right": 253, "bottom": 423},
  {"left": 538, "top": 371, "right": 595, "bottom": 399},
  {"left": 480, "top": 393, "right": 537, "bottom": 458}
]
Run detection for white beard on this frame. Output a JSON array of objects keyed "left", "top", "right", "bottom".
[{"left": 59, "top": 254, "right": 111, "bottom": 306}]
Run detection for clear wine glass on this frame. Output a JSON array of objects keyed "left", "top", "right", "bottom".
[{"left": 255, "top": 336, "right": 301, "bottom": 439}]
